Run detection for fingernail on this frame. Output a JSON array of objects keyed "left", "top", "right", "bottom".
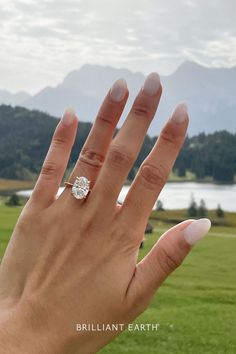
[
  {"left": 62, "top": 108, "right": 77, "bottom": 126},
  {"left": 171, "top": 103, "right": 188, "bottom": 124},
  {"left": 183, "top": 218, "right": 211, "bottom": 245},
  {"left": 110, "top": 78, "right": 127, "bottom": 102},
  {"left": 142, "top": 73, "right": 161, "bottom": 96}
]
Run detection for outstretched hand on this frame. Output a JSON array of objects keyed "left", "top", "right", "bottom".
[{"left": 0, "top": 73, "right": 211, "bottom": 354}]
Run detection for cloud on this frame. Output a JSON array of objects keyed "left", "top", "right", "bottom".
[{"left": 0, "top": 0, "right": 235, "bottom": 92}]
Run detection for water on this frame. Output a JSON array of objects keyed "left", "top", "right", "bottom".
[{"left": 17, "top": 182, "right": 236, "bottom": 212}]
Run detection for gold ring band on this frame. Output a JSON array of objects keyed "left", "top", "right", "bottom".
[{"left": 64, "top": 182, "right": 74, "bottom": 187}]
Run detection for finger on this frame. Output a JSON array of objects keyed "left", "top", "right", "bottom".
[
  {"left": 126, "top": 219, "right": 211, "bottom": 310},
  {"left": 91, "top": 73, "right": 162, "bottom": 206},
  {"left": 62, "top": 79, "right": 128, "bottom": 196},
  {"left": 30, "top": 108, "right": 78, "bottom": 209},
  {"left": 121, "top": 103, "right": 189, "bottom": 225}
]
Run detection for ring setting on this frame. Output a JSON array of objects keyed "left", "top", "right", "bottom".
[{"left": 65, "top": 176, "right": 91, "bottom": 200}]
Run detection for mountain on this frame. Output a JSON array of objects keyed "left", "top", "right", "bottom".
[
  {"left": 160, "top": 61, "right": 236, "bottom": 136},
  {"left": 23, "top": 64, "right": 144, "bottom": 127},
  {"left": 0, "top": 90, "right": 31, "bottom": 106},
  {"left": 2, "top": 62, "right": 236, "bottom": 135}
]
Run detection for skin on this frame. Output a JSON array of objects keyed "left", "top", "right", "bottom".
[{"left": 0, "top": 75, "right": 195, "bottom": 354}]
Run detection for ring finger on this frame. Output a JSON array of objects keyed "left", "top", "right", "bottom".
[{"left": 61, "top": 78, "right": 128, "bottom": 199}]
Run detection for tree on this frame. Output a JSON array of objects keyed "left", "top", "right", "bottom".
[
  {"left": 5, "top": 194, "right": 21, "bottom": 206},
  {"left": 191, "top": 153, "right": 206, "bottom": 179},
  {"left": 156, "top": 200, "right": 164, "bottom": 211},
  {"left": 216, "top": 204, "right": 224, "bottom": 218},
  {"left": 213, "top": 161, "right": 234, "bottom": 183},
  {"left": 1, "top": 106, "right": 236, "bottom": 183},
  {"left": 178, "top": 163, "right": 186, "bottom": 177},
  {"left": 187, "top": 195, "right": 198, "bottom": 217},
  {"left": 198, "top": 199, "right": 207, "bottom": 217}
]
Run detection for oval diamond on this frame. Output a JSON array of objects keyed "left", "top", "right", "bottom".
[{"left": 71, "top": 176, "right": 90, "bottom": 200}]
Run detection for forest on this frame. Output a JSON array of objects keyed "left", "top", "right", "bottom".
[{"left": 0, "top": 105, "right": 235, "bottom": 183}]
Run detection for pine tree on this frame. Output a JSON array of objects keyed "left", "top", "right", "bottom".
[
  {"left": 198, "top": 199, "right": 207, "bottom": 217},
  {"left": 187, "top": 195, "right": 198, "bottom": 217},
  {"left": 216, "top": 204, "right": 224, "bottom": 218},
  {"left": 6, "top": 194, "right": 21, "bottom": 206}
]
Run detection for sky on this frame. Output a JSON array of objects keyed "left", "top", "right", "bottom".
[{"left": 0, "top": 0, "right": 236, "bottom": 94}]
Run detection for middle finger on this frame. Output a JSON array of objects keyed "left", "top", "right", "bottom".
[{"left": 91, "top": 73, "right": 162, "bottom": 206}]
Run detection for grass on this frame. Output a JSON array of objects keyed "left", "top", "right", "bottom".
[
  {"left": 150, "top": 209, "right": 236, "bottom": 228},
  {"left": 0, "top": 205, "right": 21, "bottom": 256},
  {"left": 168, "top": 170, "right": 197, "bottom": 182},
  {"left": 102, "top": 217, "right": 236, "bottom": 354},
  {"left": 0, "top": 206, "right": 236, "bottom": 353},
  {"left": 0, "top": 179, "right": 35, "bottom": 192}
]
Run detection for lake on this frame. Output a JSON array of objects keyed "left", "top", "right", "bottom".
[{"left": 17, "top": 182, "right": 236, "bottom": 212}]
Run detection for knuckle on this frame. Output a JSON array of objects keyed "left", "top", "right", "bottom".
[
  {"left": 52, "top": 135, "right": 68, "bottom": 149},
  {"left": 160, "top": 127, "right": 182, "bottom": 148},
  {"left": 107, "top": 145, "right": 134, "bottom": 169},
  {"left": 15, "top": 216, "right": 30, "bottom": 234},
  {"left": 132, "top": 102, "right": 151, "bottom": 118},
  {"left": 97, "top": 110, "right": 116, "bottom": 128},
  {"left": 16, "top": 212, "right": 43, "bottom": 236},
  {"left": 157, "top": 245, "right": 183, "bottom": 275},
  {"left": 79, "top": 147, "right": 105, "bottom": 168},
  {"left": 41, "top": 161, "right": 59, "bottom": 179},
  {"left": 139, "top": 163, "right": 168, "bottom": 190}
]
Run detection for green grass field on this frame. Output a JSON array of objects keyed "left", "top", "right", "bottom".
[{"left": 0, "top": 206, "right": 236, "bottom": 353}]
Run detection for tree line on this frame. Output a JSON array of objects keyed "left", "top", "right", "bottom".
[
  {"left": 0, "top": 105, "right": 235, "bottom": 183},
  {"left": 174, "top": 131, "right": 236, "bottom": 183}
]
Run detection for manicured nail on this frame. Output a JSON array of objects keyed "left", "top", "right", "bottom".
[
  {"left": 171, "top": 103, "right": 188, "bottom": 124},
  {"left": 183, "top": 218, "right": 211, "bottom": 245},
  {"left": 110, "top": 78, "right": 127, "bottom": 102},
  {"left": 62, "top": 108, "right": 77, "bottom": 126},
  {"left": 142, "top": 73, "right": 161, "bottom": 96}
]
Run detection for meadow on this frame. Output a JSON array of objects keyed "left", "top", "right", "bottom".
[
  {"left": 0, "top": 179, "right": 35, "bottom": 193},
  {"left": 0, "top": 205, "right": 235, "bottom": 354}
]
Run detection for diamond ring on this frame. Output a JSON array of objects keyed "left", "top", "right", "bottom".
[{"left": 64, "top": 176, "right": 91, "bottom": 200}]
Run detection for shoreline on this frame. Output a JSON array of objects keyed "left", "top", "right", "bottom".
[{"left": 0, "top": 178, "right": 235, "bottom": 194}]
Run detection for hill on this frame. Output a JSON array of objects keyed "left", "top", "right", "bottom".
[
  {"left": 1, "top": 62, "right": 236, "bottom": 136},
  {"left": 0, "top": 105, "right": 236, "bottom": 183},
  {"left": 0, "top": 90, "right": 31, "bottom": 106}
]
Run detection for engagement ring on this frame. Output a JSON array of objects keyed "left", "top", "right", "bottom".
[{"left": 64, "top": 176, "right": 91, "bottom": 200}]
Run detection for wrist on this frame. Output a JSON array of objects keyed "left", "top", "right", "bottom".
[
  {"left": 0, "top": 300, "right": 96, "bottom": 354},
  {"left": 0, "top": 302, "right": 57, "bottom": 354}
]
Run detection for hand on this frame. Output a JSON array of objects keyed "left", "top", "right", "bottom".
[{"left": 0, "top": 74, "right": 211, "bottom": 354}]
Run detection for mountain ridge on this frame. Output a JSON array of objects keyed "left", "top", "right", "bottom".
[{"left": 1, "top": 61, "right": 235, "bottom": 136}]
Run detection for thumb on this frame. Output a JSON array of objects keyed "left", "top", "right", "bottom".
[{"left": 127, "top": 218, "right": 211, "bottom": 310}]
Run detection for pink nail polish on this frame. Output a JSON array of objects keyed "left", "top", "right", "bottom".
[
  {"left": 171, "top": 103, "right": 188, "bottom": 124},
  {"left": 183, "top": 218, "right": 211, "bottom": 245},
  {"left": 110, "top": 79, "right": 127, "bottom": 102},
  {"left": 142, "top": 73, "right": 161, "bottom": 96},
  {"left": 62, "top": 108, "right": 77, "bottom": 126}
]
